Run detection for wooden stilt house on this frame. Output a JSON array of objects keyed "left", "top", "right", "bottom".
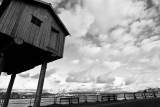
[
  {"left": 0, "top": 0, "right": 70, "bottom": 74},
  {"left": 0, "top": 0, "right": 70, "bottom": 107}
]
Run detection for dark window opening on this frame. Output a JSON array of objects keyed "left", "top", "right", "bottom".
[{"left": 31, "top": 16, "right": 42, "bottom": 27}]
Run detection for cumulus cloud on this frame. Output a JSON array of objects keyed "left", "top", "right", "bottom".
[
  {"left": 31, "top": 73, "right": 39, "bottom": 79},
  {"left": 66, "top": 70, "right": 95, "bottom": 83},
  {"left": 125, "top": 77, "right": 135, "bottom": 85},
  {"left": 19, "top": 73, "right": 30, "bottom": 78},
  {"left": 5, "top": 0, "right": 159, "bottom": 92},
  {"left": 41, "top": 0, "right": 160, "bottom": 92},
  {"left": 55, "top": 80, "right": 61, "bottom": 84},
  {"left": 102, "top": 61, "right": 122, "bottom": 70},
  {"left": 30, "top": 68, "right": 57, "bottom": 79},
  {"left": 79, "top": 44, "right": 101, "bottom": 58},
  {"left": 45, "top": 68, "right": 57, "bottom": 78},
  {"left": 70, "top": 60, "right": 80, "bottom": 64},
  {"left": 1, "top": 72, "right": 7, "bottom": 76},
  {"left": 59, "top": 5, "right": 94, "bottom": 39},
  {"left": 152, "top": 0, "right": 160, "bottom": 6},
  {"left": 84, "top": 0, "right": 146, "bottom": 34},
  {"left": 96, "top": 74, "right": 115, "bottom": 84}
]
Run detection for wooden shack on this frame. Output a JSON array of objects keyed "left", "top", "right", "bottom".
[
  {"left": 0, "top": 0, "right": 70, "bottom": 107},
  {"left": 0, "top": 0, "right": 70, "bottom": 74}
]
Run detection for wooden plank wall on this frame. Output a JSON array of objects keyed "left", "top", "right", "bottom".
[
  {"left": 0, "top": 0, "right": 23, "bottom": 36},
  {"left": 0, "top": 0, "right": 66, "bottom": 58}
]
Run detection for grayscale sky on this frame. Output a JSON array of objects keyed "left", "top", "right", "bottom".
[{"left": 0, "top": 0, "right": 160, "bottom": 93}]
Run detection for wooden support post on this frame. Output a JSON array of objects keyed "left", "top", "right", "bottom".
[
  {"left": 0, "top": 41, "right": 15, "bottom": 75},
  {"left": 78, "top": 97, "right": 79, "bottom": 104},
  {"left": 96, "top": 95, "right": 99, "bottom": 102},
  {"left": 3, "top": 74, "right": 16, "bottom": 107},
  {"left": 34, "top": 61, "right": 47, "bottom": 107},
  {"left": 124, "top": 93, "right": 127, "bottom": 100},
  {"left": 0, "top": 53, "right": 4, "bottom": 75},
  {"left": 134, "top": 93, "right": 137, "bottom": 99},
  {"left": 53, "top": 96, "right": 57, "bottom": 104},
  {"left": 85, "top": 95, "right": 87, "bottom": 103}
]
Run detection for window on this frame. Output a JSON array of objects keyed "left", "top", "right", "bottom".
[
  {"left": 48, "top": 28, "right": 59, "bottom": 50},
  {"left": 31, "top": 15, "right": 42, "bottom": 27}
]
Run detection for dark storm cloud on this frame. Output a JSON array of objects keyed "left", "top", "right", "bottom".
[{"left": 19, "top": 73, "right": 30, "bottom": 78}]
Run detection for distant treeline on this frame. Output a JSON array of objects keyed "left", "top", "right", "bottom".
[{"left": 0, "top": 92, "right": 54, "bottom": 99}]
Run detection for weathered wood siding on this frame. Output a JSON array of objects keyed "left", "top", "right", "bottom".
[
  {"left": 0, "top": 0, "right": 66, "bottom": 57},
  {"left": 0, "top": 0, "right": 24, "bottom": 36}
]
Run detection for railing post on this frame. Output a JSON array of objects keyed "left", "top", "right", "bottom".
[
  {"left": 134, "top": 93, "right": 137, "bottom": 99},
  {"left": 33, "top": 61, "right": 47, "bottom": 107},
  {"left": 69, "top": 98, "right": 70, "bottom": 105},
  {"left": 144, "top": 92, "right": 147, "bottom": 98},
  {"left": 3, "top": 74, "right": 16, "bottom": 107},
  {"left": 70, "top": 97, "right": 72, "bottom": 104},
  {"left": 124, "top": 93, "right": 127, "bottom": 100},
  {"left": 114, "top": 94, "right": 117, "bottom": 101},
  {"left": 108, "top": 96, "right": 110, "bottom": 102},
  {"left": 101, "top": 96, "right": 103, "bottom": 102},
  {"left": 153, "top": 92, "right": 157, "bottom": 97},
  {"left": 54, "top": 96, "right": 57, "bottom": 104},
  {"left": 78, "top": 97, "right": 79, "bottom": 104},
  {"left": 85, "top": 95, "right": 87, "bottom": 103},
  {"left": 96, "top": 95, "right": 99, "bottom": 102}
]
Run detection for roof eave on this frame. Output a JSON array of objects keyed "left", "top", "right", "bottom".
[{"left": 34, "top": 0, "right": 71, "bottom": 36}]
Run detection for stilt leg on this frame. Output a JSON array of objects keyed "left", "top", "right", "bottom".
[
  {"left": 0, "top": 53, "right": 4, "bottom": 75},
  {"left": 34, "top": 61, "right": 47, "bottom": 107},
  {"left": 3, "top": 74, "right": 16, "bottom": 107}
]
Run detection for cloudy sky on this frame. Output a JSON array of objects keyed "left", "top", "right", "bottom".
[{"left": 1, "top": 0, "right": 160, "bottom": 93}]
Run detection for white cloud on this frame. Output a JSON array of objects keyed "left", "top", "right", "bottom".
[
  {"left": 113, "top": 76, "right": 125, "bottom": 86},
  {"left": 70, "top": 60, "right": 80, "bottom": 64},
  {"left": 66, "top": 70, "right": 95, "bottom": 83},
  {"left": 59, "top": 6, "right": 94, "bottom": 38},
  {"left": 84, "top": 0, "right": 146, "bottom": 34},
  {"left": 79, "top": 44, "right": 101, "bottom": 58},
  {"left": 152, "top": 0, "right": 160, "bottom": 6},
  {"left": 102, "top": 61, "right": 122, "bottom": 70},
  {"left": 1, "top": 0, "right": 160, "bottom": 93}
]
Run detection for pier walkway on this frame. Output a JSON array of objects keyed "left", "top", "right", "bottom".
[{"left": 41, "top": 97, "right": 160, "bottom": 107}]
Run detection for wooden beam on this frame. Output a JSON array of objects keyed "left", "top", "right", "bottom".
[
  {"left": 14, "top": 37, "right": 23, "bottom": 45},
  {"left": 3, "top": 74, "right": 16, "bottom": 107},
  {"left": 0, "top": 41, "right": 14, "bottom": 75},
  {"left": 34, "top": 61, "right": 47, "bottom": 107},
  {"left": 0, "top": 53, "right": 4, "bottom": 75}
]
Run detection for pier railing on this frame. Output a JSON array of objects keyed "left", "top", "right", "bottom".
[
  {"left": 55, "top": 91, "right": 158, "bottom": 105},
  {"left": 0, "top": 91, "right": 159, "bottom": 107}
]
